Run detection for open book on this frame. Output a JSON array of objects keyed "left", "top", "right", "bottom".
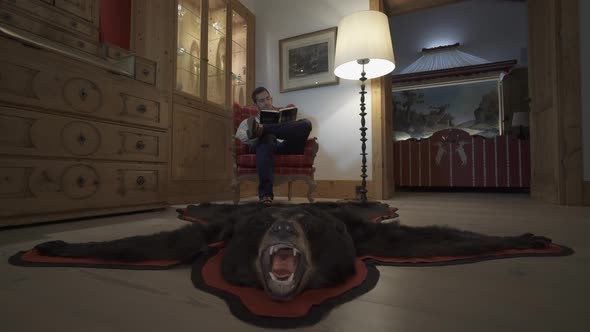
[{"left": 260, "top": 107, "right": 298, "bottom": 124}]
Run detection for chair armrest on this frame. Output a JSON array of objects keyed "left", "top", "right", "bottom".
[{"left": 303, "top": 137, "right": 319, "bottom": 159}]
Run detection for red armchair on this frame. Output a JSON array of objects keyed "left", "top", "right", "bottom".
[{"left": 231, "top": 103, "right": 318, "bottom": 204}]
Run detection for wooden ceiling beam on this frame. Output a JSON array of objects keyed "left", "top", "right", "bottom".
[{"left": 384, "top": 0, "right": 466, "bottom": 16}]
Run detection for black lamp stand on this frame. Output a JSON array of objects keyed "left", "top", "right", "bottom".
[{"left": 357, "top": 59, "right": 369, "bottom": 202}]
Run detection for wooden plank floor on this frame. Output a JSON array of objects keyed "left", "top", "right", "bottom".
[{"left": 1, "top": 192, "right": 588, "bottom": 332}]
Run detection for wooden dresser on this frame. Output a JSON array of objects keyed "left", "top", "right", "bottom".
[{"left": 0, "top": 0, "right": 168, "bottom": 227}]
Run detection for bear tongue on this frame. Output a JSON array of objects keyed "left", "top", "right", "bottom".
[{"left": 272, "top": 248, "right": 296, "bottom": 278}]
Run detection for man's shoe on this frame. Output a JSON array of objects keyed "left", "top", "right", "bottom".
[
  {"left": 260, "top": 196, "right": 273, "bottom": 205},
  {"left": 246, "top": 117, "right": 262, "bottom": 139}
]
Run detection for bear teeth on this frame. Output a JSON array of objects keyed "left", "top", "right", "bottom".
[{"left": 268, "top": 272, "right": 294, "bottom": 283}]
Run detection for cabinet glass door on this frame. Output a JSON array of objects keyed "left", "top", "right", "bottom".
[
  {"left": 176, "top": 0, "right": 202, "bottom": 97},
  {"left": 206, "top": 0, "right": 228, "bottom": 106},
  {"left": 231, "top": 9, "right": 247, "bottom": 105}
]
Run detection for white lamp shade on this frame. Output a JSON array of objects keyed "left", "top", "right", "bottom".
[{"left": 334, "top": 10, "right": 396, "bottom": 80}]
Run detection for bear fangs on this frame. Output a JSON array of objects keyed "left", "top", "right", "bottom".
[{"left": 269, "top": 245, "right": 299, "bottom": 256}]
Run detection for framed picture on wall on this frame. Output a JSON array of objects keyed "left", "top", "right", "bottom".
[{"left": 279, "top": 27, "right": 339, "bottom": 93}]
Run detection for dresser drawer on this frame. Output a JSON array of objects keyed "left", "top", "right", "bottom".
[
  {"left": 0, "top": 41, "right": 169, "bottom": 129},
  {"left": 135, "top": 56, "right": 157, "bottom": 86},
  {"left": 2, "top": 0, "right": 98, "bottom": 41},
  {"left": 0, "top": 6, "right": 100, "bottom": 56},
  {"left": 0, "top": 106, "right": 168, "bottom": 162},
  {"left": 120, "top": 93, "right": 163, "bottom": 125},
  {"left": 0, "top": 158, "right": 167, "bottom": 222},
  {"left": 54, "top": 0, "right": 98, "bottom": 27}
]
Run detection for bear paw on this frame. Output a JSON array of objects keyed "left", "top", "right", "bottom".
[{"left": 34, "top": 240, "right": 68, "bottom": 256}]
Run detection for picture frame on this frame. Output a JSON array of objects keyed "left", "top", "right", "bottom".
[{"left": 279, "top": 27, "right": 339, "bottom": 93}]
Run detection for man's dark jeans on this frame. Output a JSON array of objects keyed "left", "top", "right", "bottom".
[{"left": 251, "top": 119, "right": 312, "bottom": 199}]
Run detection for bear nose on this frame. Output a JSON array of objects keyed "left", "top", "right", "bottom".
[{"left": 270, "top": 220, "right": 296, "bottom": 238}]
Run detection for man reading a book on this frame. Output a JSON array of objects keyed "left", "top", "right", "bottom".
[{"left": 236, "top": 87, "right": 312, "bottom": 205}]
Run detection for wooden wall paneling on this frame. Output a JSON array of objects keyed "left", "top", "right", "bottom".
[
  {"left": 528, "top": 0, "right": 583, "bottom": 205},
  {"left": 558, "top": 0, "right": 583, "bottom": 205},
  {"left": 528, "top": 0, "right": 560, "bottom": 203},
  {"left": 369, "top": 0, "right": 395, "bottom": 200},
  {"left": 384, "top": 0, "right": 465, "bottom": 16}
]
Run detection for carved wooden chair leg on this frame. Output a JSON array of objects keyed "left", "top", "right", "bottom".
[
  {"left": 306, "top": 179, "right": 317, "bottom": 203},
  {"left": 288, "top": 181, "right": 293, "bottom": 201},
  {"left": 231, "top": 178, "right": 240, "bottom": 205}
]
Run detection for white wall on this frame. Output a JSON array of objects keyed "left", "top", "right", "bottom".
[
  {"left": 251, "top": 0, "right": 372, "bottom": 180},
  {"left": 389, "top": 0, "right": 528, "bottom": 72},
  {"left": 581, "top": 0, "right": 590, "bottom": 181}
]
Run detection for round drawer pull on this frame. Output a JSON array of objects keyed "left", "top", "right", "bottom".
[
  {"left": 77, "top": 134, "right": 87, "bottom": 145},
  {"left": 70, "top": 21, "right": 78, "bottom": 28},
  {"left": 136, "top": 176, "right": 146, "bottom": 186},
  {"left": 142, "top": 69, "right": 150, "bottom": 76},
  {"left": 61, "top": 165, "right": 99, "bottom": 199},
  {"left": 136, "top": 104, "right": 147, "bottom": 113},
  {"left": 76, "top": 176, "right": 86, "bottom": 188},
  {"left": 63, "top": 78, "right": 102, "bottom": 113},
  {"left": 77, "top": 41, "right": 85, "bottom": 48},
  {"left": 79, "top": 88, "right": 88, "bottom": 100},
  {"left": 136, "top": 140, "right": 146, "bottom": 150}
]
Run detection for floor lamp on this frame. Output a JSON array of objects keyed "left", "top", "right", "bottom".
[{"left": 334, "top": 10, "right": 396, "bottom": 202}]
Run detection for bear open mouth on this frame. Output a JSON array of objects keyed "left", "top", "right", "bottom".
[{"left": 260, "top": 243, "right": 307, "bottom": 300}]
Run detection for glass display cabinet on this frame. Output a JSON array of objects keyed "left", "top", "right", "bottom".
[
  {"left": 231, "top": 8, "right": 248, "bottom": 105},
  {"left": 176, "top": 0, "right": 204, "bottom": 98},
  {"left": 175, "top": 0, "right": 252, "bottom": 109}
]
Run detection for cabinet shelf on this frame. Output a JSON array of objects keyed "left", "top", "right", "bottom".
[{"left": 232, "top": 40, "right": 245, "bottom": 53}]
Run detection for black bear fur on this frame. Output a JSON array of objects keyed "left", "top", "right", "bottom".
[{"left": 34, "top": 202, "right": 551, "bottom": 301}]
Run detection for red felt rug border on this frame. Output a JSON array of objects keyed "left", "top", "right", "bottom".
[
  {"left": 9, "top": 249, "right": 184, "bottom": 270},
  {"left": 360, "top": 243, "right": 574, "bottom": 266},
  {"left": 190, "top": 246, "right": 380, "bottom": 329}
]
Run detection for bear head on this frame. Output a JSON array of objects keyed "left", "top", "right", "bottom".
[{"left": 220, "top": 206, "right": 357, "bottom": 301}]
